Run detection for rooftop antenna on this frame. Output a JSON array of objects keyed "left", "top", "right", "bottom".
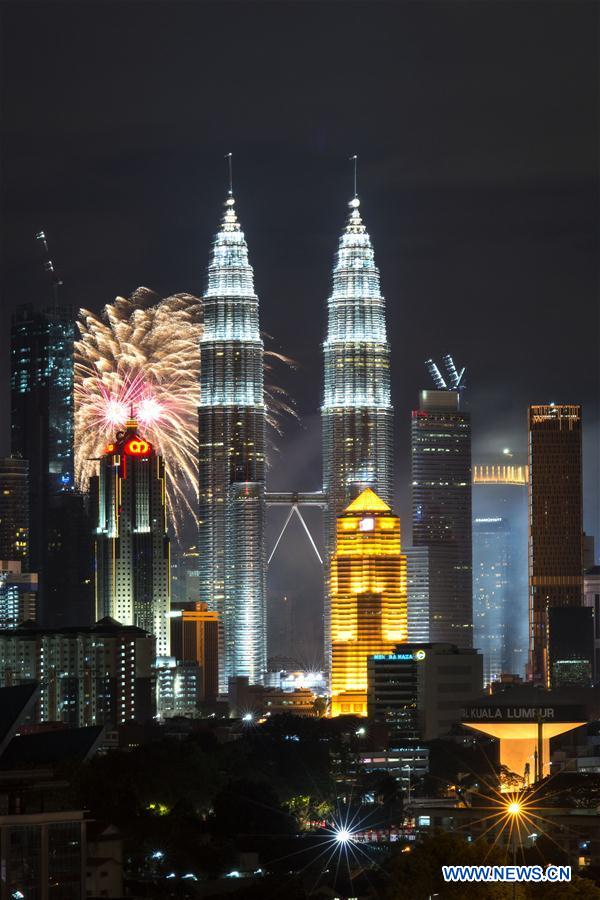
[
  {"left": 425, "top": 354, "right": 466, "bottom": 391},
  {"left": 443, "top": 353, "right": 466, "bottom": 390},
  {"left": 350, "top": 154, "right": 358, "bottom": 199},
  {"left": 35, "top": 230, "right": 63, "bottom": 308},
  {"left": 425, "top": 358, "right": 447, "bottom": 391},
  {"left": 225, "top": 152, "right": 233, "bottom": 197}
]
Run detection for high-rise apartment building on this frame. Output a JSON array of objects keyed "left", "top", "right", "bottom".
[
  {"left": 0, "top": 457, "right": 29, "bottom": 565},
  {"left": 322, "top": 196, "right": 393, "bottom": 670},
  {"left": 198, "top": 193, "right": 266, "bottom": 689},
  {"left": 10, "top": 304, "right": 75, "bottom": 569},
  {"left": 0, "top": 618, "right": 155, "bottom": 727},
  {"left": 411, "top": 389, "right": 472, "bottom": 647},
  {"left": 528, "top": 404, "right": 583, "bottom": 686},
  {"left": 330, "top": 488, "right": 407, "bottom": 717},
  {"left": 94, "top": 418, "right": 170, "bottom": 656},
  {"left": 0, "top": 561, "right": 37, "bottom": 629}
]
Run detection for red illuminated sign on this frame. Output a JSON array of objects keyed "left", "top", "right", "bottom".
[
  {"left": 104, "top": 443, "right": 115, "bottom": 454},
  {"left": 124, "top": 438, "right": 151, "bottom": 456}
]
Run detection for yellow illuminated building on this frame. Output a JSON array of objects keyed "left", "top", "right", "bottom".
[{"left": 330, "top": 488, "right": 407, "bottom": 717}]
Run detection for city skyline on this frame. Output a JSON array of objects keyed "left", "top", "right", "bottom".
[
  {"left": 0, "top": 3, "right": 598, "bottom": 893},
  {"left": 0, "top": 1, "right": 597, "bottom": 677},
  {"left": 1, "top": 3, "right": 597, "bottom": 556}
]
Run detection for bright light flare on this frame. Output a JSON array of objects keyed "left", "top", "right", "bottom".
[
  {"left": 334, "top": 827, "right": 354, "bottom": 844},
  {"left": 138, "top": 395, "right": 165, "bottom": 426},
  {"left": 507, "top": 801, "right": 522, "bottom": 816},
  {"left": 104, "top": 398, "right": 129, "bottom": 426}
]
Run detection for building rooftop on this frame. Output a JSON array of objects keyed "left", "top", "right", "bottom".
[
  {"left": 344, "top": 488, "right": 391, "bottom": 515},
  {"left": 0, "top": 616, "right": 151, "bottom": 638},
  {"left": 0, "top": 683, "right": 39, "bottom": 758},
  {"left": 0, "top": 725, "right": 104, "bottom": 770}
]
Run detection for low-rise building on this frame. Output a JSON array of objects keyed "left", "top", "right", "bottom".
[
  {"left": 367, "top": 643, "right": 483, "bottom": 742},
  {"left": 360, "top": 746, "right": 430, "bottom": 795},
  {"left": 228, "top": 676, "right": 316, "bottom": 718}
]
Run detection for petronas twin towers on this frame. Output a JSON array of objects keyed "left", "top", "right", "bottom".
[{"left": 198, "top": 186, "right": 392, "bottom": 691}]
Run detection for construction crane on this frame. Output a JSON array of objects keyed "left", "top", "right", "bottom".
[{"left": 35, "top": 230, "right": 63, "bottom": 307}]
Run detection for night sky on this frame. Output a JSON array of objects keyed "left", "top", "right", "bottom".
[{"left": 1, "top": 2, "right": 598, "bottom": 662}]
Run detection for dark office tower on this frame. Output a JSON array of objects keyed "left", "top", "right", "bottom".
[
  {"left": 548, "top": 606, "right": 593, "bottom": 687},
  {"left": 0, "top": 458, "right": 29, "bottom": 564},
  {"left": 10, "top": 303, "right": 75, "bottom": 618},
  {"left": 528, "top": 404, "right": 583, "bottom": 686},
  {"left": 45, "top": 491, "right": 94, "bottom": 627},
  {"left": 94, "top": 418, "right": 170, "bottom": 656},
  {"left": 198, "top": 193, "right": 266, "bottom": 689},
  {"left": 322, "top": 196, "right": 393, "bottom": 670},
  {"left": 411, "top": 390, "right": 472, "bottom": 647}
]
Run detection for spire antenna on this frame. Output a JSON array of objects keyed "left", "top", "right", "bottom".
[
  {"left": 225, "top": 152, "right": 233, "bottom": 197},
  {"left": 350, "top": 154, "right": 358, "bottom": 199}
]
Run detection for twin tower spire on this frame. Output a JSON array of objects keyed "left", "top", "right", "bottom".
[{"left": 198, "top": 162, "right": 393, "bottom": 690}]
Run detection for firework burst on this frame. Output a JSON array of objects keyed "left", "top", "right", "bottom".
[{"left": 75, "top": 288, "right": 295, "bottom": 537}]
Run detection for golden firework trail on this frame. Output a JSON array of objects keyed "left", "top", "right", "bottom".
[{"left": 75, "top": 288, "right": 295, "bottom": 537}]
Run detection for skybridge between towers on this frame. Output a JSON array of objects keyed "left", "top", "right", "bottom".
[{"left": 265, "top": 491, "right": 328, "bottom": 567}]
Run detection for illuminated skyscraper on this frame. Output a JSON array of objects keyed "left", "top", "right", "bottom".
[
  {"left": 472, "top": 463, "right": 529, "bottom": 678},
  {"left": 198, "top": 191, "right": 266, "bottom": 689},
  {"left": 322, "top": 196, "right": 393, "bottom": 669},
  {"left": 94, "top": 418, "right": 170, "bottom": 656},
  {"left": 528, "top": 404, "right": 583, "bottom": 686},
  {"left": 411, "top": 389, "right": 472, "bottom": 647},
  {"left": 473, "top": 516, "right": 510, "bottom": 684},
  {"left": 10, "top": 303, "right": 75, "bottom": 619},
  {"left": 330, "top": 488, "right": 407, "bottom": 717}
]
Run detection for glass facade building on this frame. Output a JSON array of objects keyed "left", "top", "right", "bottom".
[
  {"left": 410, "top": 389, "right": 472, "bottom": 648},
  {"left": 10, "top": 304, "right": 76, "bottom": 622},
  {"left": 473, "top": 516, "right": 510, "bottom": 684},
  {"left": 472, "top": 465, "right": 529, "bottom": 678},
  {"left": 198, "top": 195, "right": 266, "bottom": 690},
  {"left": 11, "top": 304, "right": 75, "bottom": 490},
  {"left": 322, "top": 198, "right": 393, "bottom": 672}
]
